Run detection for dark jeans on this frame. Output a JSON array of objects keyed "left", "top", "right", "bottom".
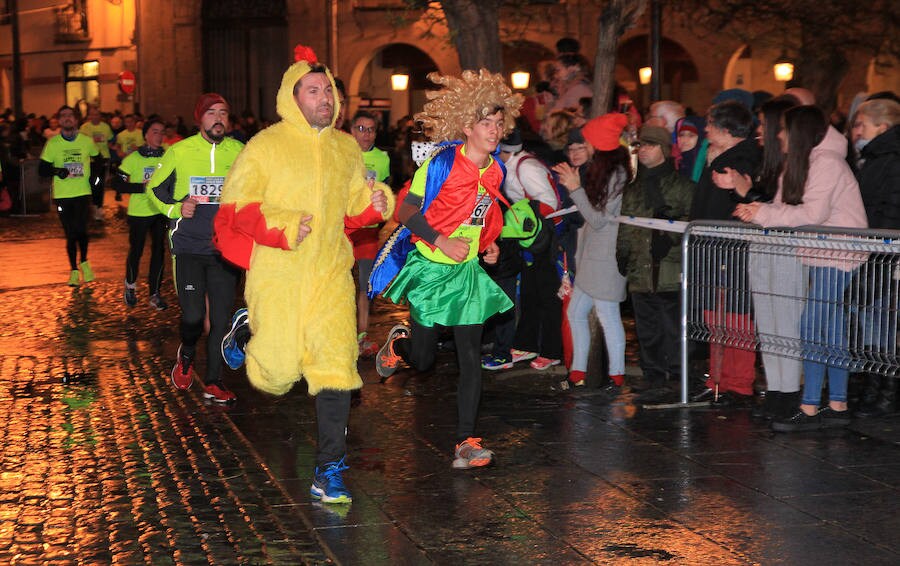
[
  {"left": 485, "top": 274, "right": 517, "bottom": 359},
  {"left": 126, "top": 214, "right": 168, "bottom": 295},
  {"left": 514, "top": 258, "right": 562, "bottom": 359},
  {"left": 315, "top": 389, "right": 351, "bottom": 466},
  {"left": 56, "top": 195, "right": 90, "bottom": 270},
  {"left": 397, "top": 320, "right": 483, "bottom": 442},
  {"left": 631, "top": 291, "right": 680, "bottom": 386},
  {"left": 173, "top": 253, "right": 239, "bottom": 385}
]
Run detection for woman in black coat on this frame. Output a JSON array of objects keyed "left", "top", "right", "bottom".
[{"left": 853, "top": 98, "right": 900, "bottom": 418}]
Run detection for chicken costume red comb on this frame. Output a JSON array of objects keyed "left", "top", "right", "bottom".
[{"left": 293, "top": 45, "right": 318, "bottom": 64}]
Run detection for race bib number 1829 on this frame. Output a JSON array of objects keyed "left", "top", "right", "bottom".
[{"left": 189, "top": 176, "right": 224, "bottom": 204}]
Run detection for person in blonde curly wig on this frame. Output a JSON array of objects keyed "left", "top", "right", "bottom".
[
  {"left": 415, "top": 69, "right": 522, "bottom": 142},
  {"left": 372, "top": 68, "right": 522, "bottom": 470}
]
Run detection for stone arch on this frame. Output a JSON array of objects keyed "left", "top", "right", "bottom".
[
  {"left": 345, "top": 42, "right": 441, "bottom": 125},
  {"left": 501, "top": 39, "right": 556, "bottom": 87},
  {"left": 616, "top": 35, "right": 699, "bottom": 108},
  {"left": 867, "top": 56, "right": 900, "bottom": 96},
  {"left": 722, "top": 44, "right": 791, "bottom": 100}
]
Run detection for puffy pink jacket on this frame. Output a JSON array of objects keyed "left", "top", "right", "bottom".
[{"left": 753, "top": 126, "right": 868, "bottom": 270}]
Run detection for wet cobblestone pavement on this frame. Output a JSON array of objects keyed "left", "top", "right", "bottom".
[{"left": 2, "top": 201, "right": 900, "bottom": 564}]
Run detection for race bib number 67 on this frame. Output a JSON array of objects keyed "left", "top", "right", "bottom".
[
  {"left": 466, "top": 193, "right": 493, "bottom": 227},
  {"left": 189, "top": 176, "right": 224, "bottom": 204}
]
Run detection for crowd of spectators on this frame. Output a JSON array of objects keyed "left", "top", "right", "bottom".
[
  {"left": 460, "top": 37, "right": 900, "bottom": 432},
  {"left": 6, "top": 38, "right": 900, "bottom": 432}
]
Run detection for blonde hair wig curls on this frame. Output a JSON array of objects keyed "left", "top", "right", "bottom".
[{"left": 415, "top": 69, "right": 523, "bottom": 142}]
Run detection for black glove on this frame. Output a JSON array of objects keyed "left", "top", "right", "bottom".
[
  {"left": 55, "top": 167, "right": 69, "bottom": 180},
  {"left": 617, "top": 251, "right": 629, "bottom": 277},
  {"left": 651, "top": 230, "right": 673, "bottom": 262},
  {"left": 653, "top": 205, "right": 674, "bottom": 220}
]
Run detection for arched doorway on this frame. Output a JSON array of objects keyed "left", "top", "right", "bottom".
[
  {"left": 202, "top": 0, "right": 288, "bottom": 122},
  {"left": 866, "top": 56, "right": 900, "bottom": 96},
  {"left": 722, "top": 44, "right": 790, "bottom": 101},
  {"left": 616, "top": 36, "right": 699, "bottom": 111},
  {"left": 502, "top": 40, "right": 556, "bottom": 90},
  {"left": 350, "top": 43, "right": 439, "bottom": 130}
]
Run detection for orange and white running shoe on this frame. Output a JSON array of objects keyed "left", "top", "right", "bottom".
[
  {"left": 375, "top": 324, "right": 409, "bottom": 378},
  {"left": 452, "top": 437, "right": 494, "bottom": 469}
]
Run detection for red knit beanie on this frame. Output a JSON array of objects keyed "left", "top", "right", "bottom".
[
  {"left": 194, "top": 93, "right": 228, "bottom": 123},
  {"left": 581, "top": 112, "right": 628, "bottom": 151},
  {"left": 677, "top": 120, "right": 699, "bottom": 136}
]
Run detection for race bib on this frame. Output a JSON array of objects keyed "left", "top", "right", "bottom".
[
  {"left": 142, "top": 166, "right": 155, "bottom": 184},
  {"left": 64, "top": 162, "right": 84, "bottom": 178},
  {"left": 465, "top": 192, "right": 493, "bottom": 227},
  {"left": 189, "top": 176, "right": 224, "bottom": 204}
]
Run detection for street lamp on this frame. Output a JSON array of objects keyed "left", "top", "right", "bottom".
[
  {"left": 774, "top": 52, "right": 794, "bottom": 82},
  {"left": 391, "top": 71, "right": 409, "bottom": 91},
  {"left": 510, "top": 70, "right": 530, "bottom": 90},
  {"left": 639, "top": 67, "right": 652, "bottom": 85}
]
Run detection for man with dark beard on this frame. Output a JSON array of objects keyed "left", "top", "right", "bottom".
[{"left": 146, "top": 93, "right": 245, "bottom": 402}]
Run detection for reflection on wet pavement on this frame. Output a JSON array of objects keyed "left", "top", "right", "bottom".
[{"left": 2, "top": 210, "right": 900, "bottom": 564}]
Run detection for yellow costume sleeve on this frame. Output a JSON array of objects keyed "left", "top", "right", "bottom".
[{"left": 220, "top": 142, "right": 305, "bottom": 249}]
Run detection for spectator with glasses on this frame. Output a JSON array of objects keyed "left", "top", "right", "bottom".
[{"left": 346, "top": 110, "right": 392, "bottom": 356}]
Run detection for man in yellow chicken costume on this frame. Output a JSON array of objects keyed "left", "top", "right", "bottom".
[{"left": 214, "top": 45, "right": 392, "bottom": 504}]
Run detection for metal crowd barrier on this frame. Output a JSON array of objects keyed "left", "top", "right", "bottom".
[
  {"left": 678, "top": 220, "right": 900, "bottom": 405},
  {"left": 17, "top": 158, "right": 52, "bottom": 215}
]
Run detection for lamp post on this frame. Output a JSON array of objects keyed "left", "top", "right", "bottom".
[
  {"left": 649, "top": 0, "right": 661, "bottom": 101},
  {"left": 773, "top": 52, "right": 794, "bottom": 82},
  {"left": 11, "top": 0, "right": 22, "bottom": 118},
  {"left": 639, "top": 67, "right": 652, "bottom": 85},
  {"left": 391, "top": 71, "right": 409, "bottom": 91},
  {"left": 390, "top": 69, "right": 410, "bottom": 128},
  {"left": 510, "top": 70, "right": 530, "bottom": 90}
]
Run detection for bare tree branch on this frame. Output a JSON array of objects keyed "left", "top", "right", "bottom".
[{"left": 671, "top": 0, "right": 900, "bottom": 110}]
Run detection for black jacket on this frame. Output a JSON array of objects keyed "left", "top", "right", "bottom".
[
  {"left": 690, "top": 137, "right": 761, "bottom": 221},
  {"left": 857, "top": 125, "right": 900, "bottom": 230}
]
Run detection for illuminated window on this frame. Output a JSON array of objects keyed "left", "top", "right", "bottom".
[{"left": 64, "top": 60, "right": 100, "bottom": 109}]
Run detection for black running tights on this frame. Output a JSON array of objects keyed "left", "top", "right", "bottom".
[
  {"left": 398, "top": 321, "right": 483, "bottom": 442},
  {"left": 126, "top": 214, "right": 167, "bottom": 295},
  {"left": 56, "top": 195, "right": 90, "bottom": 270},
  {"left": 173, "top": 253, "right": 238, "bottom": 385}
]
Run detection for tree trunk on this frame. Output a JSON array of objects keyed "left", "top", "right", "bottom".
[
  {"left": 591, "top": 0, "right": 647, "bottom": 118},
  {"left": 441, "top": 0, "right": 504, "bottom": 72},
  {"left": 793, "top": 46, "right": 849, "bottom": 114}
]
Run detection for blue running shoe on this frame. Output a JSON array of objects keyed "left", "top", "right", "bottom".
[
  {"left": 310, "top": 458, "right": 352, "bottom": 504},
  {"left": 222, "top": 308, "right": 249, "bottom": 370},
  {"left": 481, "top": 354, "right": 513, "bottom": 371}
]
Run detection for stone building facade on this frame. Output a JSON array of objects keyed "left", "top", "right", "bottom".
[{"left": 4, "top": 0, "right": 897, "bottom": 123}]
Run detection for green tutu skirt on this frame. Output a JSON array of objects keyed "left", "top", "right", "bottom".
[{"left": 384, "top": 250, "right": 513, "bottom": 327}]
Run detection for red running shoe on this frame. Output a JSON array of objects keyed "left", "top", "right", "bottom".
[
  {"left": 171, "top": 345, "right": 194, "bottom": 390},
  {"left": 203, "top": 382, "right": 237, "bottom": 403}
]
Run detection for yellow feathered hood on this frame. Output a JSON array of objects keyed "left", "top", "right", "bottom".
[{"left": 275, "top": 59, "right": 340, "bottom": 132}]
